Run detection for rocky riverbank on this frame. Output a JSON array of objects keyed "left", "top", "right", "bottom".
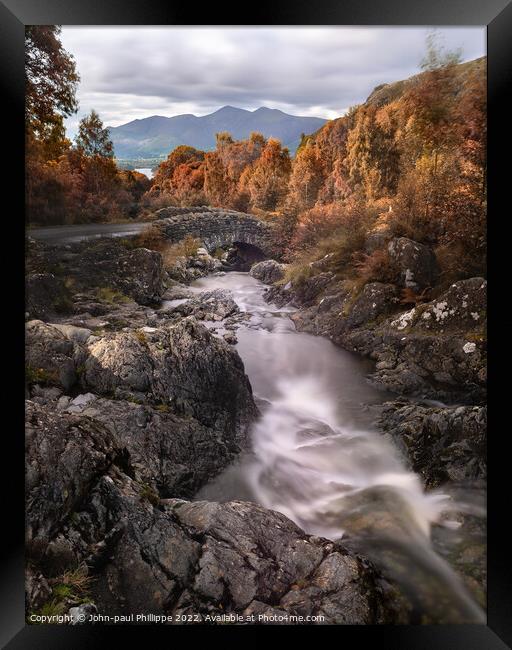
[
  {"left": 257, "top": 240, "right": 487, "bottom": 606},
  {"left": 25, "top": 236, "right": 415, "bottom": 625}
]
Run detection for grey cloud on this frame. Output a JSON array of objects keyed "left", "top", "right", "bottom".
[{"left": 60, "top": 27, "right": 485, "bottom": 136}]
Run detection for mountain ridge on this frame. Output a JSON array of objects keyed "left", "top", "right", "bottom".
[{"left": 108, "top": 106, "right": 327, "bottom": 159}]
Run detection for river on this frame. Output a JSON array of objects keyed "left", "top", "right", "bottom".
[{"left": 190, "top": 271, "right": 485, "bottom": 623}]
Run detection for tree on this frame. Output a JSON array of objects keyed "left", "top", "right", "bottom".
[
  {"left": 25, "top": 26, "right": 79, "bottom": 152},
  {"left": 244, "top": 138, "right": 291, "bottom": 210},
  {"left": 287, "top": 142, "right": 324, "bottom": 211},
  {"left": 404, "top": 32, "right": 462, "bottom": 167},
  {"left": 75, "top": 110, "right": 114, "bottom": 158}
]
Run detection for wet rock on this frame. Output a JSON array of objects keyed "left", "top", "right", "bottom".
[
  {"left": 250, "top": 260, "right": 286, "bottom": 285},
  {"left": 168, "top": 289, "right": 239, "bottom": 321},
  {"left": 378, "top": 400, "right": 486, "bottom": 488},
  {"left": 387, "top": 238, "right": 439, "bottom": 290}
]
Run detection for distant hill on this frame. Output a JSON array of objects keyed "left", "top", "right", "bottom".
[{"left": 108, "top": 106, "right": 327, "bottom": 159}]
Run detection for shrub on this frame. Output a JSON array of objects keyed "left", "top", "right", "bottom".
[
  {"left": 26, "top": 365, "right": 59, "bottom": 385},
  {"left": 161, "top": 236, "right": 202, "bottom": 269},
  {"left": 353, "top": 247, "right": 400, "bottom": 285}
]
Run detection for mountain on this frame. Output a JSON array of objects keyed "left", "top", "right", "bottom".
[{"left": 108, "top": 106, "right": 327, "bottom": 160}]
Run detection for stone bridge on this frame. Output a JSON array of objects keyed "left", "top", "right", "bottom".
[{"left": 151, "top": 206, "right": 277, "bottom": 258}]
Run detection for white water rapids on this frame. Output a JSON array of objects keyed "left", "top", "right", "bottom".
[{"left": 190, "top": 272, "right": 485, "bottom": 623}]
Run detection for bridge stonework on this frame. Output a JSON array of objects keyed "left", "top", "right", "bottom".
[{"left": 152, "top": 206, "right": 277, "bottom": 258}]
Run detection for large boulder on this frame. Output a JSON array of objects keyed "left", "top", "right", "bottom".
[
  {"left": 250, "top": 260, "right": 285, "bottom": 285},
  {"left": 82, "top": 318, "right": 258, "bottom": 439},
  {"left": 169, "top": 289, "right": 239, "bottom": 321},
  {"left": 58, "top": 395, "right": 241, "bottom": 498},
  {"left": 76, "top": 241, "right": 165, "bottom": 305},
  {"left": 341, "top": 282, "right": 399, "bottom": 330},
  {"left": 388, "top": 237, "right": 439, "bottom": 290}
]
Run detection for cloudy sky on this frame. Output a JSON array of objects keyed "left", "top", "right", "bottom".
[{"left": 60, "top": 27, "right": 486, "bottom": 137}]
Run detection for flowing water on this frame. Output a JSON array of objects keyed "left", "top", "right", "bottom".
[{"left": 191, "top": 272, "right": 485, "bottom": 623}]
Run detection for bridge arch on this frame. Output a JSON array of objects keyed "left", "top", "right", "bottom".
[{"left": 152, "top": 206, "right": 276, "bottom": 259}]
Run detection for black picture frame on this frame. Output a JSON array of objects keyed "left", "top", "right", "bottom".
[{"left": 2, "top": 0, "right": 510, "bottom": 646}]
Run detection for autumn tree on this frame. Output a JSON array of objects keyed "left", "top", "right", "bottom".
[
  {"left": 25, "top": 25, "right": 80, "bottom": 157},
  {"left": 243, "top": 138, "right": 291, "bottom": 210},
  {"left": 403, "top": 32, "right": 462, "bottom": 168},
  {"left": 287, "top": 142, "right": 324, "bottom": 212},
  {"left": 26, "top": 26, "right": 80, "bottom": 223}
]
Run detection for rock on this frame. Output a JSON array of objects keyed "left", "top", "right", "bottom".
[
  {"left": 26, "top": 273, "right": 70, "bottom": 320},
  {"left": 25, "top": 400, "right": 122, "bottom": 547},
  {"left": 168, "top": 289, "right": 239, "bottom": 321},
  {"left": 68, "top": 393, "right": 97, "bottom": 409},
  {"left": 78, "top": 396, "right": 243, "bottom": 498},
  {"left": 378, "top": 400, "right": 486, "bottom": 488},
  {"left": 25, "top": 395, "right": 404, "bottom": 623},
  {"left": 387, "top": 237, "right": 439, "bottom": 290},
  {"left": 25, "top": 567, "right": 52, "bottom": 612},
  {"left": 51, "top": 324, "right": 92, "bottom": 344},
  {"left": 166, "top": 500, "right": 394, "bottom": 624},
  {"left": 69, "top": 603, "right": 98, "bottom": 625},
  {"left": 25, "top": 320, "right": 84, "bottom": 392},
  {"left": 268, "top": 272, "right": 337, "bottom": 309},
  {"left": 282, "top": 275, "right": 486, "bottom": 402},
  {"left": 414, "top": 278, "right": 487, "bottom": 333},
  {"left": 223, "top": 331, "right": 238, "bottom": 345},
  {"left": 250, "top": 260, "right": 286, "bottom": 285},
  {"left": 341, "top": 283, "right": 399, "bottom": 330},
  {"left": 365, "top": 231, "right": 391, "bottom": 254},
  {"left": 82, "top": 318, "right": 257, "bottom": 440}
]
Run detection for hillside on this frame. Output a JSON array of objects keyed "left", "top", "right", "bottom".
[
  {"left": 108, "top": 106, "right": 326, "bottom": 159},
  {"left": 299, "top": 56, "right": 486, "bottom": 153}
]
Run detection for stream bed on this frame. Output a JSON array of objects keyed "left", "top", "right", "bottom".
[{"left": 190, "top": 272, "right": 485, "bottom": 623}]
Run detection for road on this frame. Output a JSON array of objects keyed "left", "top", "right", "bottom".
[{"left": 28, "top": 222, "right": 149, "bottom": 244}]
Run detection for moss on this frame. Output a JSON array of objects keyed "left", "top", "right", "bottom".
[
  {"left": 155, "top": 403, "right": 170, "bottom": 413},
  {"left": 26, "top": 365, "right": 59, "bottom": 385},
  {"left": 75, "top": 364, "right": 86, "bottom": 378},
  {"left": 53, "top": 295, "right": 74, "bottom": 314},
  {"left": 52, "top": 584, "right": 73, "bottom": 600},
  {"left": 29, "top": 599, "right": 66, "bottom": 622},
  {"left": 139, "top": 482, "right": 160, "bottom": 506},
  {"left": 134, "top": 330, "right": 148, "bottom": 345},
  {"left": 95, "top": 287, "right": 131, "bottom": 304}
]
